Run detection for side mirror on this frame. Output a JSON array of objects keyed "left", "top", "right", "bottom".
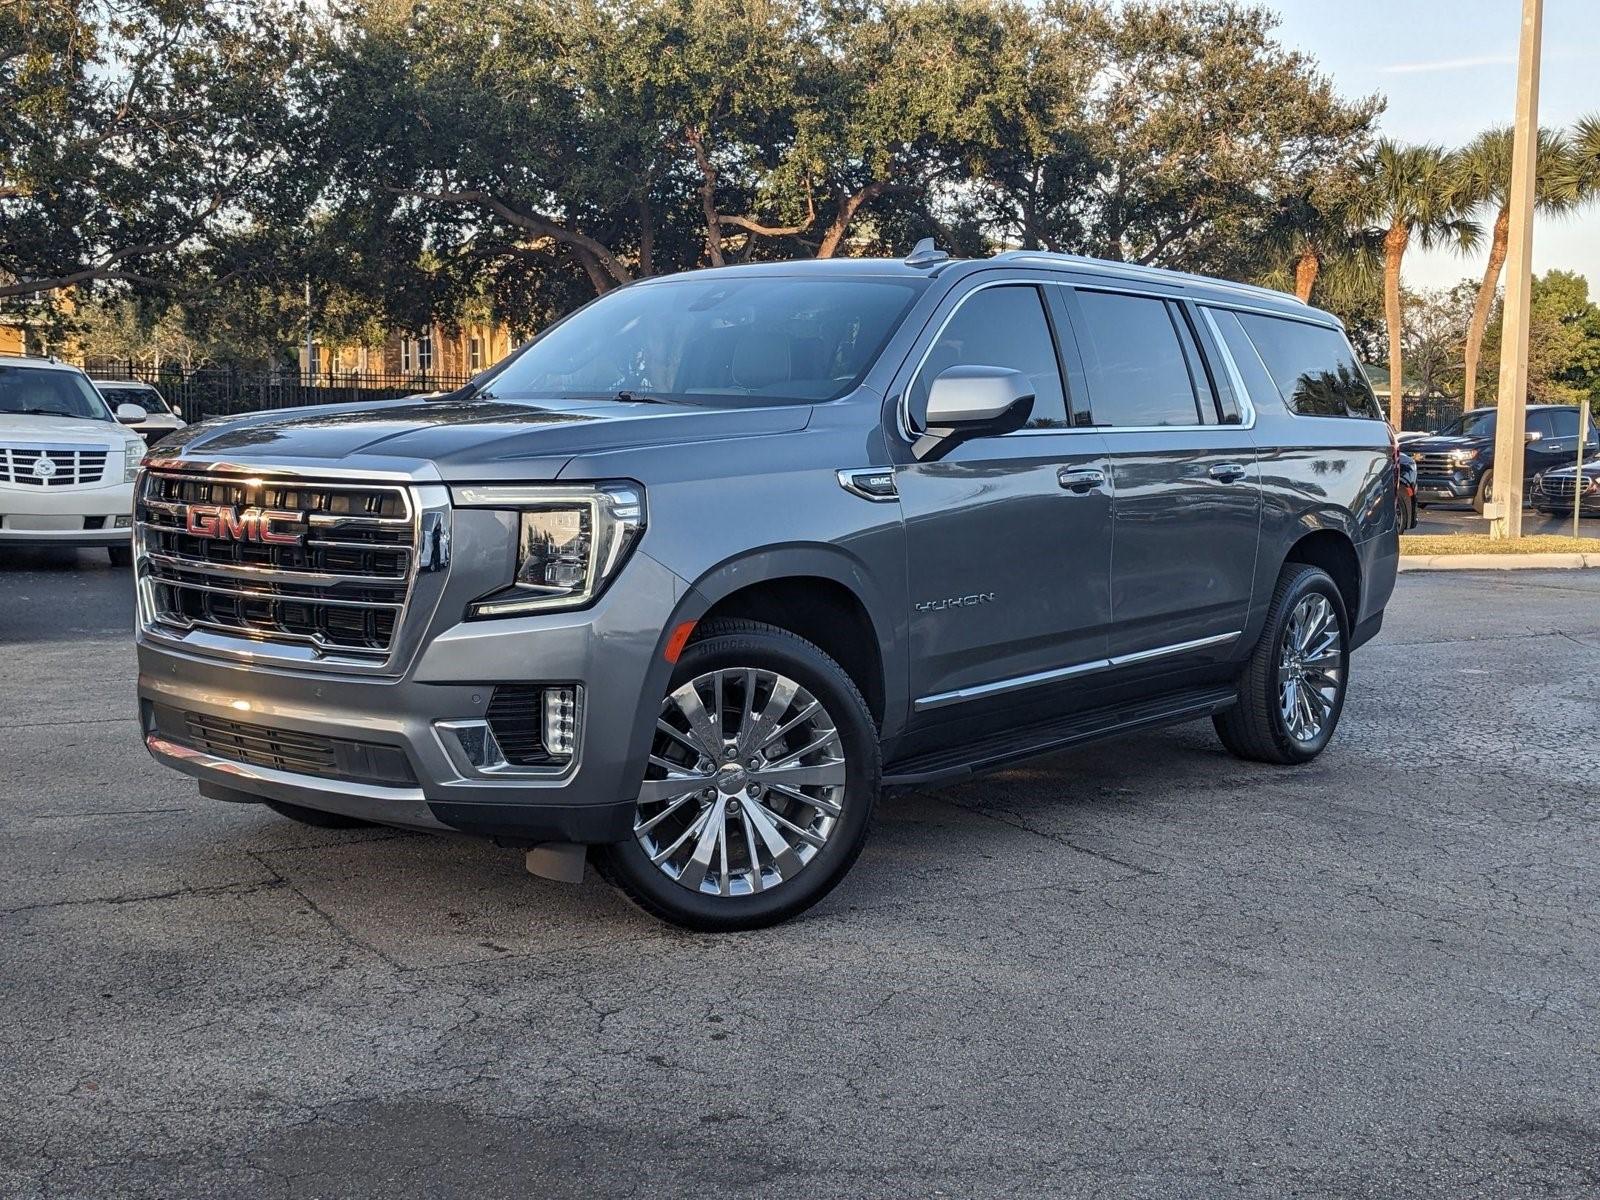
[
  {"left": 914, "top": 365, "right": 1035, "bottom": 461},
  {"left": 115, "top": 403, "right": 148, "bottom": 425},
  {"left": 1524, "top": 429, "right": 1542, "bottom": 443}
]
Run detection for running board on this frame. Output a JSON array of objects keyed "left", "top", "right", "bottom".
[{"left": 882, "top": 685, "right": 1240, "bottom": 788}]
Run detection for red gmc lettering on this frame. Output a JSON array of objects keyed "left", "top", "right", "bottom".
[{"left": 184, "top": 504, "right": 303, "bottom": 545}]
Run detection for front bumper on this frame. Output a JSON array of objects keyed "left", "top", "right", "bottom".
[
  {"left": 1415, "top": 473, "right": 1477, "bottom": 501},
  {"left": 137, "top": 547, "right": 691, "bottom": 845},
  {"left": 0, "top": 479, "right": 135, "bottom": 544}
]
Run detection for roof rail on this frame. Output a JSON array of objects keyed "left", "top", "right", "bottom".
[{"left": 989, "top": 249, "right": 1306, "bottom": 306}]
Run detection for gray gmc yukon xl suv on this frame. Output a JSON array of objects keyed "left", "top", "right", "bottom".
[{"left": 136, "top": 245, "right": 1398, "bottom": 929}]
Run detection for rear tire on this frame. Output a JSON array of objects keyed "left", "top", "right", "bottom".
[
  {"left": 1214, "top": 563, "right": 1350, "bottom": 765},
  {"left": 595, "top": 618, "right": 879, "bottom": 931},
  {"left": 262, "top": 799, "right": 375, "bottom": 829}
]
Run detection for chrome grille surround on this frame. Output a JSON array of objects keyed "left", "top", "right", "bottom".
[
  {"left": 1539, "top": 475, "right": 1579, "bottom": 499},
  {"left": 135, "top": 459, "right": 452, "bottom": 676},
  {"left": 0, "top": 443, "right": 111, "bottom": 486}
]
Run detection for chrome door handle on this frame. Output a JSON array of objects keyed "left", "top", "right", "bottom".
[
  {"left": 1058, "top": 467, "right": 1106, "bottom": 494},
  {"left": 1208, "top": 462, "right": 1248, "bottom": 483}
]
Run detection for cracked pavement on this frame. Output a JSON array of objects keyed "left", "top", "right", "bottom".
[{"left": 2, "top": 548, "right": 1598, "bottom": 1198}]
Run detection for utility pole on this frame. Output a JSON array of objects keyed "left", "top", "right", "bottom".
[
  {"left": 1577, "top": 400, "right": 1591, "bottom": 540},
  {"left": 1489, "top": 0, "right": 1544, "bottom": 540}
]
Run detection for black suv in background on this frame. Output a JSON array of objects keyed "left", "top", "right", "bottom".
[{"left": 1407, "top": 404, "right": 1597, "bottom": 513}]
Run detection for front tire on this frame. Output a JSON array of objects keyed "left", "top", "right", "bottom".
[
  {"left": 1214, "top": 564, "right": 1350, "bottom": 765},
  {"left": 595, "top": 619, "right": 879, "bottom": 931},
  {"left": 1472, "top": 470, "right": 1493, "bottom": 515},
  {"left": 108, "top": 545, "right": 133, "bottom": 567}
]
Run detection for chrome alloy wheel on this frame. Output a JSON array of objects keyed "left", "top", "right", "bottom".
[
  {"left": 1278, "top": 593, "right": 1343, "bottom": 743},
  {"left": 634, "top": 668, "right": 847, "bottom": 897}
]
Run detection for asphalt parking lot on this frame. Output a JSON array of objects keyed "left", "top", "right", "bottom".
[
  {"left": 3, "top": 548, "right": 1598, "bottom": 1198},
  {"left": 1413, "top": 502, "right": 1600, "bottom": 539}
]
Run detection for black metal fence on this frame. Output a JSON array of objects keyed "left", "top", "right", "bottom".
[
  {"left": 83, "top": 361, "right": 472, "bottom": 422},
  {"left": 1399, "top": 394, "right": 1464, "bottom": 433}
]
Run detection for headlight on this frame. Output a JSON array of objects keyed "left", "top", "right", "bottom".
[
  {"left": 1449, "top": 448, "right": 1480, "bottom": 464},
  {"left": 123, "top": 450, "right": 143, "bottom": 483},
  {"left": 456, "top": 483, "right": 645, "bottom": 617}
]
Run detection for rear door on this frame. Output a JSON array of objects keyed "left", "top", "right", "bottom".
[
  {"left": 893, "top": 278, "right": 1113, "bottom": 725},
  {"left": 1057, "top": 286, "right": 1261, "bottom": 662}
]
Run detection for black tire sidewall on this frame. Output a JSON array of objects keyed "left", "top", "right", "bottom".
[
  {"left": 1265, "top": 569, "right": 1350, "bottom": 762},
  {"left": 598, "top": 625, "right": 879, "bottom": 930}
]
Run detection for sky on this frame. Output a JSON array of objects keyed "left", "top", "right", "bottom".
[{"left": 1266, "top": 0, "right": 1599, "bottom": 293}]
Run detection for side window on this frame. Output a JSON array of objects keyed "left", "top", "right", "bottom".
[
  {"left": 1070, "top": 290, "right": 1204, "bottom": 427},
  {"left": 1540, "top": 409, "right": 1576, "bottom": 438},
  {"left": 1234, "top": 312, "right": 1381, "bottom": 419},
  {"left": 909, "top": 285, "right": 1068, "bottom": 430}
]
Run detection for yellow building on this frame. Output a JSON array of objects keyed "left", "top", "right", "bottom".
[{"left": 297, "top": 320, "right": 517, "bottom": 382}]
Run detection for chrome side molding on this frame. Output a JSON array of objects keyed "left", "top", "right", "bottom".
[{"left": 913, "top": 630, "right": 1240, "bottom": 712}]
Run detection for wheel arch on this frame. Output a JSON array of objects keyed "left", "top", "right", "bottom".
[
  {"left": 1283, "top": 528, "right": 1362, "bottom": 627},
  {"left": 670, "top": 547, "right": 904, "bottom": 739}
]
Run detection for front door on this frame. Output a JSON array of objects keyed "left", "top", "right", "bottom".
[{"left": 894, "top": 280, "right": 1114, "bottom": 724}]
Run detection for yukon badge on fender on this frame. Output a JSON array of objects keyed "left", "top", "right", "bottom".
[{"left": 134, "top": 244, "right": 1398, "bottom": 931}]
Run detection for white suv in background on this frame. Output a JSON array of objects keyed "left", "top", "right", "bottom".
[
  {"left": 93, "top": 379, "right": 187, "bottom": 447},
  {"left": 0, "top": 356, "right": 149, "bottom": 565}
]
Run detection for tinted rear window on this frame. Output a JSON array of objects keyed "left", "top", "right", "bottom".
[
  {"left": 1231, "top": 312, "right": 1381, "bottom": 419},
  {"left": 1071, "top": 291, "right": 1204, "bottom": 427},
  {"left": 99, "top": 385, "right": 171, "bottom": 414}
]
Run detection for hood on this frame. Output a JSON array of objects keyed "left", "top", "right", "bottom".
[
  {"left": 1402, "top": 432, "right": 1491, "bottom": 454},
  {"left": 0, "top": 412, "right": 141, "bottom": 449},
  {"left": 1541, "top": 458, "right": 1600, "bottom": 479},
  {"left": 158, "top": 394, "right": 814, "bottom": 480}
]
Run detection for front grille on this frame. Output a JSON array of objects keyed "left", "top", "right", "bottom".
[
  {"left": 1412, "top": 452, "right": 1461, "bottom": 476},
  {"left": 136, "top": 468, "right": 416, "bottom": 661},
  {"left": 0, "top": 444, "right": 110, "bottom": 485},
  {"left": 1539, "top": 475, "right": 1597, "bottom": 500},
  {"left": 147, "top": 704, "right": 416, "bottom": 785}
]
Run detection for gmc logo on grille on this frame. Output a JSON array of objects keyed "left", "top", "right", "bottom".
[{"left": 184, "top": 504, "right": 304, "bottom": 545}]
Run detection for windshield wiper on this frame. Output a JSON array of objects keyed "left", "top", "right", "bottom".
[
  {"left": 613, "top": 390, "right": 669, "bottom": 404},
  {"left": 10, "top": 408, "right": 87, "bottom": 419}
]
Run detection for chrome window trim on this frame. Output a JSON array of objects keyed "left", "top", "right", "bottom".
[
  {"left": 988, "top": 250, "right": 1310, "bottom": 309},
  {"left": 897, "top": 278, "right": 1267, "bottom": 441},
  {"left": 1196, "top": 306, "right": 1259, "bottom": 429},
  {"left": 913, "top": 630, "right": 1240, "bottom": 712}
]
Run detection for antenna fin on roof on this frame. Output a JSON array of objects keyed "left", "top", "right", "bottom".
[{"left": 904, "top": 238, "right": 950, "bottom": 267}]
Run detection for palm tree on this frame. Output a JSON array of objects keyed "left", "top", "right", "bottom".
[
  {"left": 1453, "top": 126, "right": 1576, "bottom": 410},
  {"left": 1567, "top": 114, "right": 1600, "bottom": 194},
  {"left": 1263, "top": 175, "right": 1372, "bottom": 303},
  {"left": 1354, "top": 141, "right": 1479, "bottom": 428}
]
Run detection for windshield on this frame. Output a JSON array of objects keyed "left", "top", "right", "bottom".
[
  {"left": 1439, "top": 410, "right": 1496, "bottom": 438},
  {"left": 0, "top": 366, "right": 114, "bottom": 421},
  {"left": 98, "top": 384, "right": 171, "bottom": 414},
  {"left": 484, "top": 276, "right": 925, "bottom": 406}
]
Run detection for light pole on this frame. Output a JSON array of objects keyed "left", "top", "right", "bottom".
[{"left": 1488, "top": 0, "right": 1544, "bottom": 540}]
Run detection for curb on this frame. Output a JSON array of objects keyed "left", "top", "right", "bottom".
[{"left": 1398, "top": 552, "right": 1599, "bottom": 572}]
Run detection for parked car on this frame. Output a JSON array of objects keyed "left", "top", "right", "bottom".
[
  {"left": 134, "top": 245, "right": 1398, "bottom": 930},
  {"left": 0, "top": 356, "right": 148, "bottom": 565},
  {"left": 1406, "top": 404, "right": 1598, "bottom": 514},
  {"left": 1397, "top": 451, "right": 1418, "bottom": 530},
  {"left": 93, "top": 380, "right": 187, "bottom": 446},
  {"left": 1531, "top": 454, "right": 1600, "bottom": 517}
]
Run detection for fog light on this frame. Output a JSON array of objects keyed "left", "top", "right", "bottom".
[
  {"left": 543, "top": 687, "right": 578, "bottom": 758},
  {"left": 114, "top": 515, "right": 132, "bottom": 528}
]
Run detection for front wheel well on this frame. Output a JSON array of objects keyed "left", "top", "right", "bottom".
[
  {"left": 693, "top": 577, "right": 885, "bottom": 729},
  {"left": 1283, "top": 530, "right": 1361, "bottom": 625}
]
